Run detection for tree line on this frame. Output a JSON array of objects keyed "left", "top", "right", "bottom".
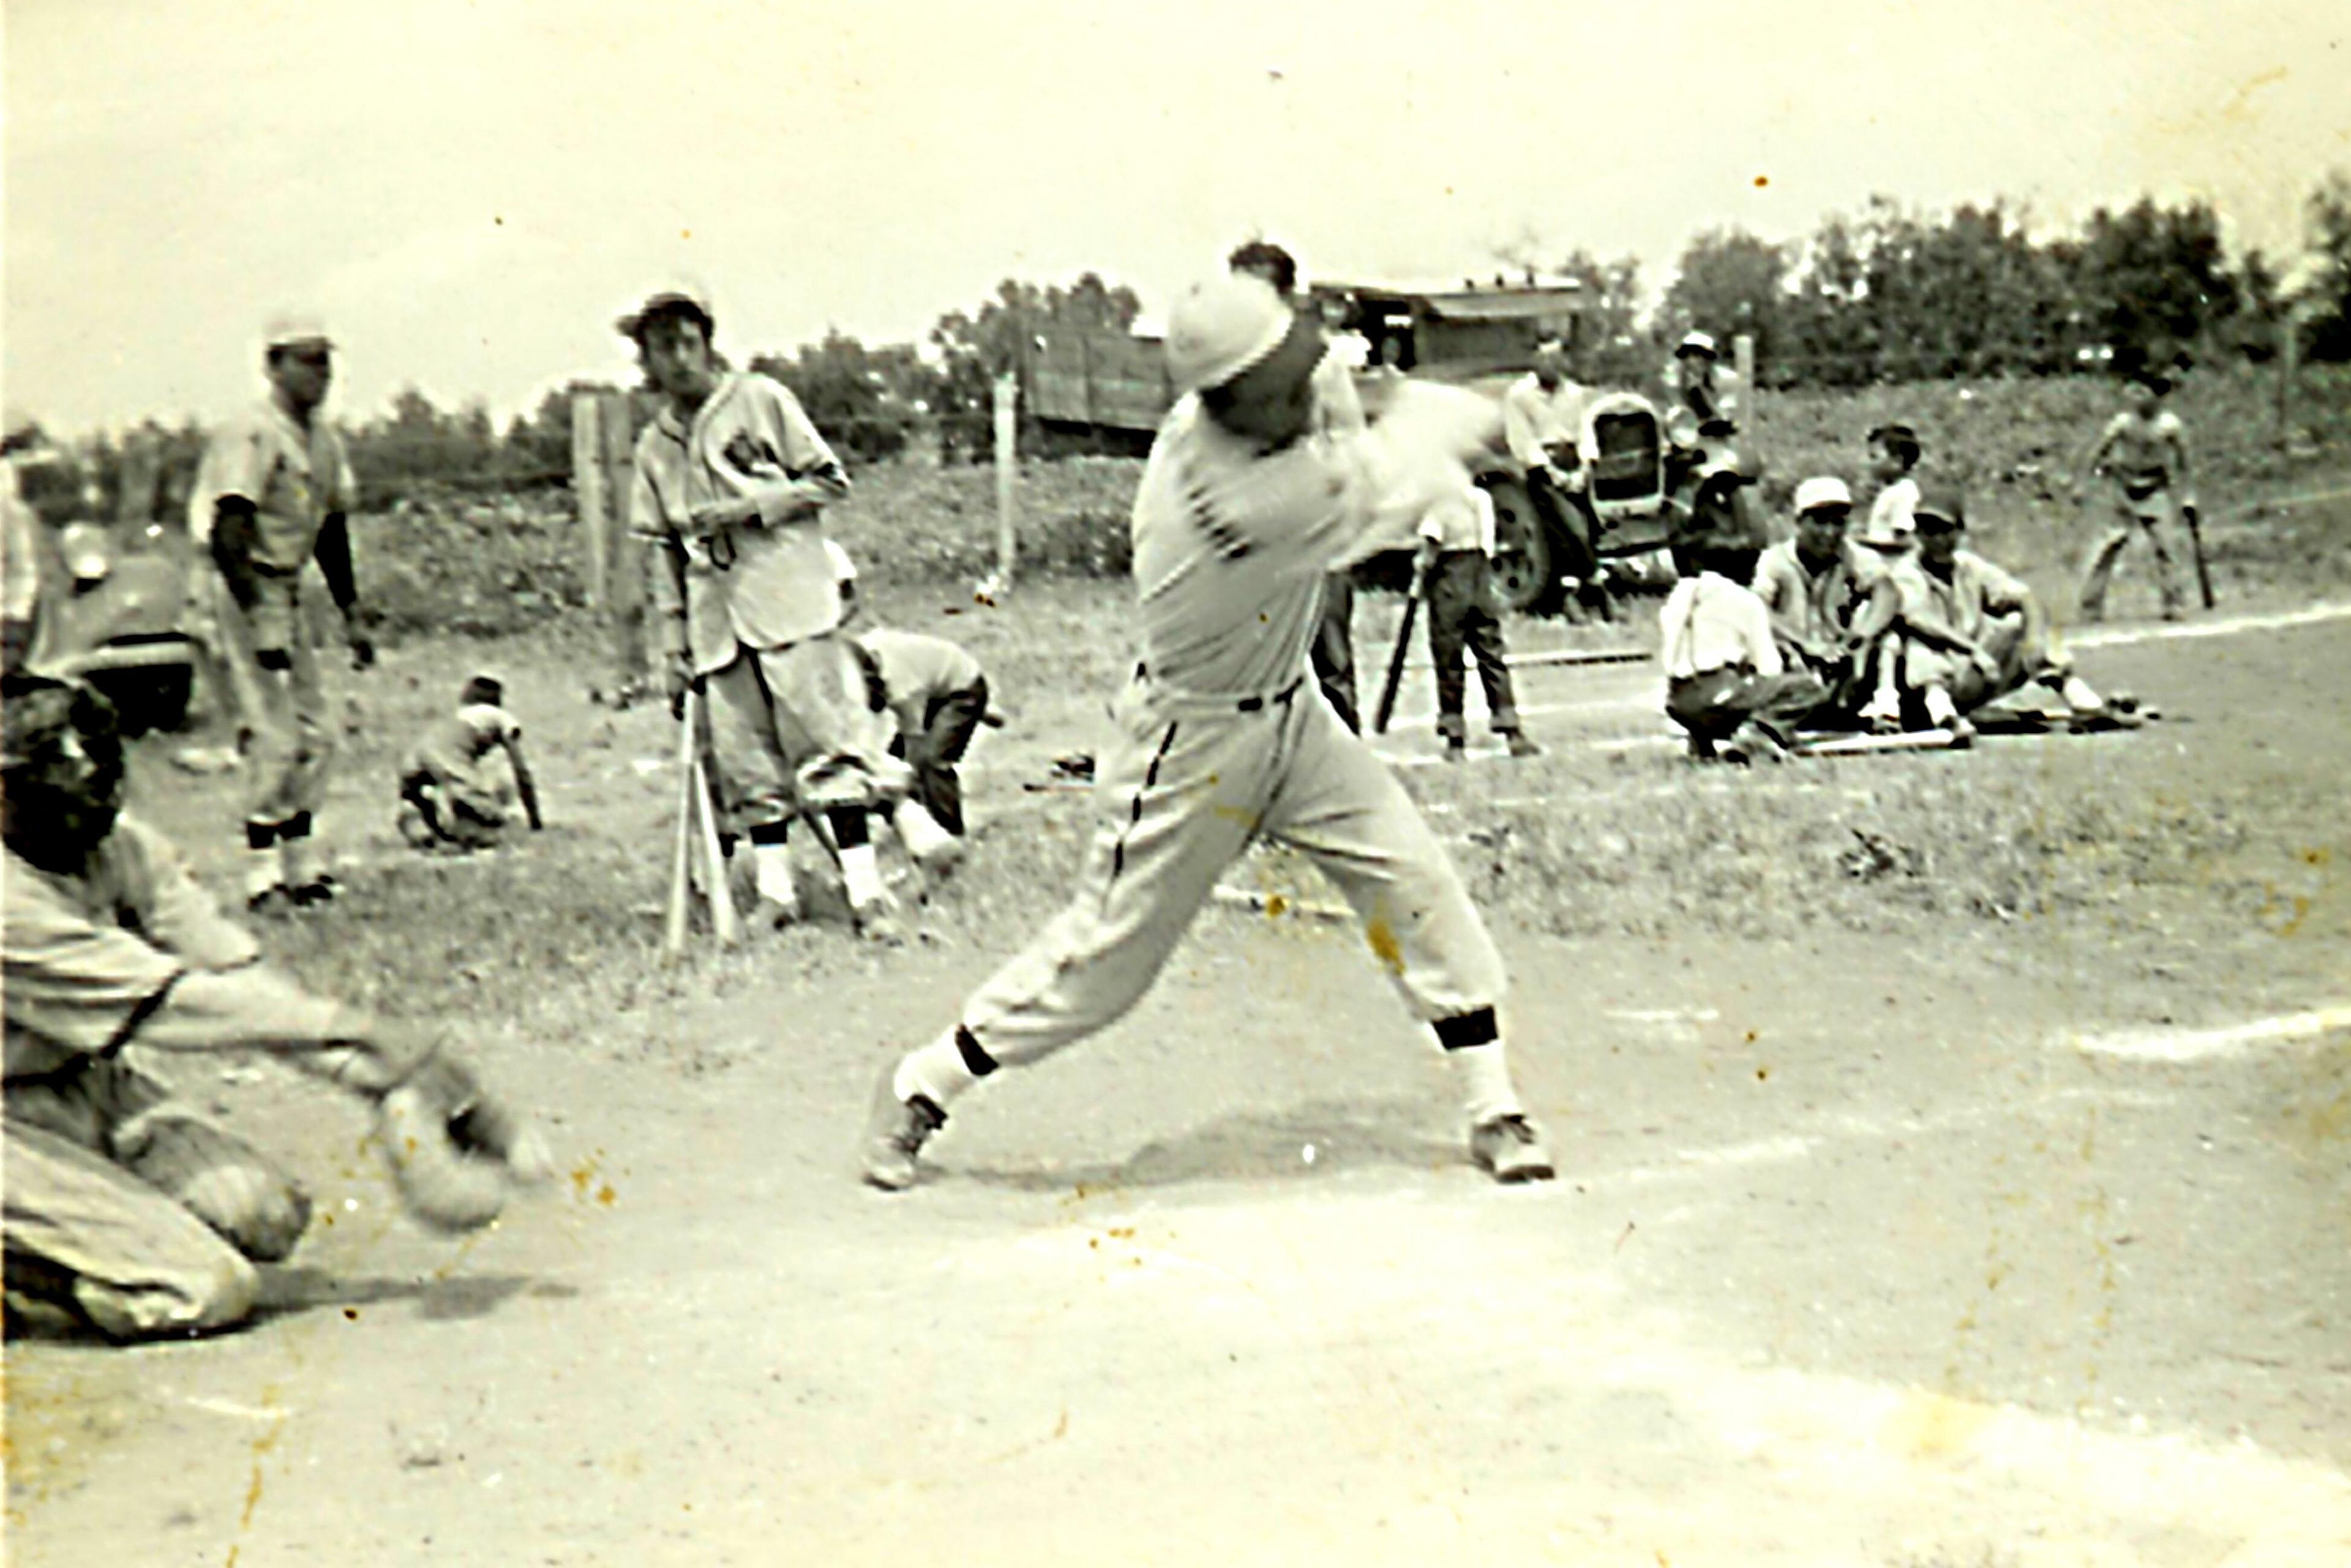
[{"left": 20, "top": 172, "right": 2350, "bottom": 522}]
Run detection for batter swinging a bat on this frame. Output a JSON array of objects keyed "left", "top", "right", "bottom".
[{"left": 860, "top": 272, "right": 1557, "bottom": 1189}]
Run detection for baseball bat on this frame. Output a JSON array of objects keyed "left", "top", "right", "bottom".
[
  {"left": 690, "top": 754, "right": 743, "bottom": 948},
  {"left": 2184, "top": 502, "right": 2215, "bottom": 610},
  {"left": 662, "top": 687, "right": 699, "bottom": 958},
  {"left": 1371, "top": 563, "right": 1429, "bottom": 735}
]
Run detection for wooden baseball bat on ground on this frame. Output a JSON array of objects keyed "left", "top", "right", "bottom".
[
  {"left": 690, "top": 753, "right": 743, "bottom": 948},
  {"left": 662, "top": 687, "right": 700, "bottom": 959}
]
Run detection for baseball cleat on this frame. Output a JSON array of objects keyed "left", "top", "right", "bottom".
[
  {"left": 1441, "top": 741, "right": 1468, "bottom": 765},
  {"left": 1469, "top": 1113, "right": 1556, "bottom": 1184},
  {"left": 1505, "top": 733, "right": 1543, "bottom": 759},
  {"left": 753, "top": 895, "right": 801, "bottom": 931},
  {"left": 852, "top": 896, "right": 910, "bottom": 947},
  {"left": 1944, "top": 715, "right": 1978, "bottom": 748},
  {"left": 913, "top": 835, "right": 967, "bottom": 884},
  {"left": 861, "top": 1064, "right": 946, "bottom": 1190}
]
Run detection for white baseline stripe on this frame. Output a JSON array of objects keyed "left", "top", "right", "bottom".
[
  {"left": 2072, "top": 1004, "right": 2351, "bottom": 1062},
  {"left": 2069, "top": 600, "right": 2351, "bottom": 649}
]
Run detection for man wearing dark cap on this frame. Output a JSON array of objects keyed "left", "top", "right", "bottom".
[
  {"left": 1892, "top": 487, "right": 2117, "bottom": 744},
  {"left": 2, "top": 673, "right": 539, "bottom": 1340},
  {"left": 187, "top": 317, "right": 374, "bottom": 910},
  {"left": 2076, "top": 370, "right": 2196, "bottom": 622},
  {"left": 621, "top": 285, "right": 949, "bottom": 942}
]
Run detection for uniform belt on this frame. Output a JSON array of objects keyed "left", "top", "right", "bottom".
[{"left": 1134, "top": 662, "right": 1307, "bottom": 714}]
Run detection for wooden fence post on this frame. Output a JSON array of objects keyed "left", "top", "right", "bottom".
[
  {"left": 598, "top": 392, "right": 648, "bottom": 686},
  {"left": 571, "top": 394, "right": 608, "bottom": 607},
  {"left": 2278, "top": 315, "right": 2300, "bottom": 441},
  {"left": 992, "top": 373, "right": 1019, "bottom": 587},
  {"left": 1733, "top": 332, "right": 1758, "bottom": 438}
]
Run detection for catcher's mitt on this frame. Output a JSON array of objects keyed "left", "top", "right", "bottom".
[{"left": 370, "top": 1053, "right": 554, "bottom": 1235}]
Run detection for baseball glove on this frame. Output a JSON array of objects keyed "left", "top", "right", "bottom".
[{"left": 370, "top": 1051, "right": 553, "bottom": 1235}]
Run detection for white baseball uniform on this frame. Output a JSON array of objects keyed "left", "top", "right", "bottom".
[{"left": 951, "top": 391, "right": 1509, "bottom": 1069}]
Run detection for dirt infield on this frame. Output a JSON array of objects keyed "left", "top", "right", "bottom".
[{"left": 6, "top": 601, "right": 2349, "bottom": 1566}]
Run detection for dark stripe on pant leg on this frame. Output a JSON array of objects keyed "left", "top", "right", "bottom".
[
  {"left": 954, "top": 1024, "right": 999, "bottom": 1078},
  {"left": 1433, "top": 1007, "right": 1499, "bottom": 1051},
  {"left": 1106, "top": 721, "right": 1180, "bottom": 892}
]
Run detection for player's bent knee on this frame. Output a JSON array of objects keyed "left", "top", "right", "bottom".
[{"left": 179, "top": 1164, "right": 313, "bottom": 1262}]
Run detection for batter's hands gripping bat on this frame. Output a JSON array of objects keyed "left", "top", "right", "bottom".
[
  {"left": 2184, "top": 501, "right": 2215, "bottom": 610},
  {"left": 689, "top": 752, "right": 743, "bottom": 948},
  {"left": 1372, "top": 555, "right": 1432, "bottom": 735},
  {"left": 662, "top": 686, "right": 700, "bottom": 959}
]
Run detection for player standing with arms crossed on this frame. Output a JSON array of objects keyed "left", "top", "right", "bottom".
[
  {"left": 622, "top": 285, "right": 950, "bottom": 941},
  {"left": 188, "top": 317, "right": 375, "bottom": 910},
  {"left": 858, "top": 273, "right": 1556, "bottom": 1190}
]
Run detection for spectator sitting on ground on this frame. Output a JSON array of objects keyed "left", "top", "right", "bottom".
[{"left": 1889, "top": 487, "right": 2122, "bottom": 746}]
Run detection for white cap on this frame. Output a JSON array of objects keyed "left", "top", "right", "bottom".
[
  {"left": 1164, "top": 274, "right": 1294, "bottom": 396},
  {"left": 1676, "top": 330, "right": 1719, "bottom": 359},
  {"left": 264, "top": 313, "right": 334, "bottom": 350},
  {"left": 1793, "top": 476, "right": 1852, "bottom": 514}
]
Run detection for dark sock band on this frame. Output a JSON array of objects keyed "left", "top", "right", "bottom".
[
  {"left": 827, "top": 808, "right": 870, "bottom": 850},
  {"left": 954, "top": 1023, "right": 999, "bottom": 1078},
  {"left": 246, "top": 822, "right": 279, "bottom": 850},
  {"left": 280, "top": 811, "right": 312, "bottom": 841},
  {"left": 747, "top": 821, "right": 790, "bottom": 847},
  {"left": 255, "top": 648, "right": 293, "bottom": 672},
  {"left": 1433, "top": 1007, "right": 1499, "bottom": 1051}
]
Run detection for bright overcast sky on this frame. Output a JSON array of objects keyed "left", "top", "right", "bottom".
[{"left": 5, "top": 0, "right": 2346, "bottom": 433}]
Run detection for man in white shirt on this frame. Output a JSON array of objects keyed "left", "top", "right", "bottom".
[
  {"left": 1500, "top": 338, "right": 1607, "bottom": 620},
  {"left": 1415, "top": 480, "right": 1539, "bottom": 761},
  {"left": 1659, "top": 506, "right": 1826, "bottom": 763}
]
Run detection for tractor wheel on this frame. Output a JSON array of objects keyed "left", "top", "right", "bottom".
[{"left": 1483, "top": 478, "right": 1564, "bottom": 617}]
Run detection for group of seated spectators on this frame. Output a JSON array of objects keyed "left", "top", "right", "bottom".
[{"left": 1660, "top": 419, "right": 2127, "bottom": 763}]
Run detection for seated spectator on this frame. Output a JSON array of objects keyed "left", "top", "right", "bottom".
[{"left": 1892, "top": 487, "right": 2118, "bottom": 746}]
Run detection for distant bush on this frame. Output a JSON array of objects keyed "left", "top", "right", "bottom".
[
  {"left": 356, "top": 482, "right": 587, "bottom": 638},
  {"left": 827, "top": 456, "right": 1141, "bottom": 583}
]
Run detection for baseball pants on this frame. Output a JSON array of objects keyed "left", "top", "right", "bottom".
[
  {"left": 399, "top": 765, "right": 512, "bottom": 849},
  {"left": 705, "top": 632, "right": 910, "bottom": 825},
  {"left": 1310, "top": 571, "right": 1360, "bottom": 733},
  {"left": 4, "top": 1055, "right": 310, "bottom": 1340},
  {"left": 957, "top": 667, "right": 1508, "bottom": 1068},
  {"left": 2079, "top": 487, "right": 2186, "bottom": 618},
  {"left": 207, "top": 569, "right": 334, "bottom": 831},
  {"left": 1425, "top": 550, "right": 1520, "bottom": 741},
  {"left": 893, "top": 677, "right": 989, "bottom": 838},
  {"left": 1902, "top": 614, "right": 2071, "bottom": 713},
  {"left": 1524, "top": 470, "right": 1607, "bottom": 616}
]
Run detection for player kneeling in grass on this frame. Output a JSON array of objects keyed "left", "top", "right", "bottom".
[
  {"left": 1892, "top": 487, "right": 2118, "bottom": 746},
  {"left": 860, "top": 272, "right": 1558, "bottom": 1190},
  {"left": 396, "top": 673, "right": 542, "bottom": 852},
  {"left": 831, "top": 539, "right": 988, "bottom": 843},
  {"left": 1659, "top": 496, "right": 1827, "bottom": 764},
  {"left": 2, "top": 674, "right": 545, "bottom": 1341}
]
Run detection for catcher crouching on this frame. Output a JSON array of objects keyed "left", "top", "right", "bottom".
[{"left": 2, "top": 673, "right": 549, "bottom": 1341}]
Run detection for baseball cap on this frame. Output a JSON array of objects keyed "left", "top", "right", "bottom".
[
  {"left": 1793, "top": 476, "right": 1853, "bottom": 514},
  {"left": 1164, "top": 273, "right": 1295, "bottom": 396},
  {"left": 1867, "top": 419, "right": 1919, "bottom": 446},
  {"left": 264, "top": 313, "right": 334, "bottom": 350},
  {"left": 617, "top": 284, "right": 715, "bottom": 342},
  {"left": 1911, "top": 486, "right": 1967, "bottom": 529},
  {"left": 1674, "top": 331, "right": 1719, "bottom": 359}
]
